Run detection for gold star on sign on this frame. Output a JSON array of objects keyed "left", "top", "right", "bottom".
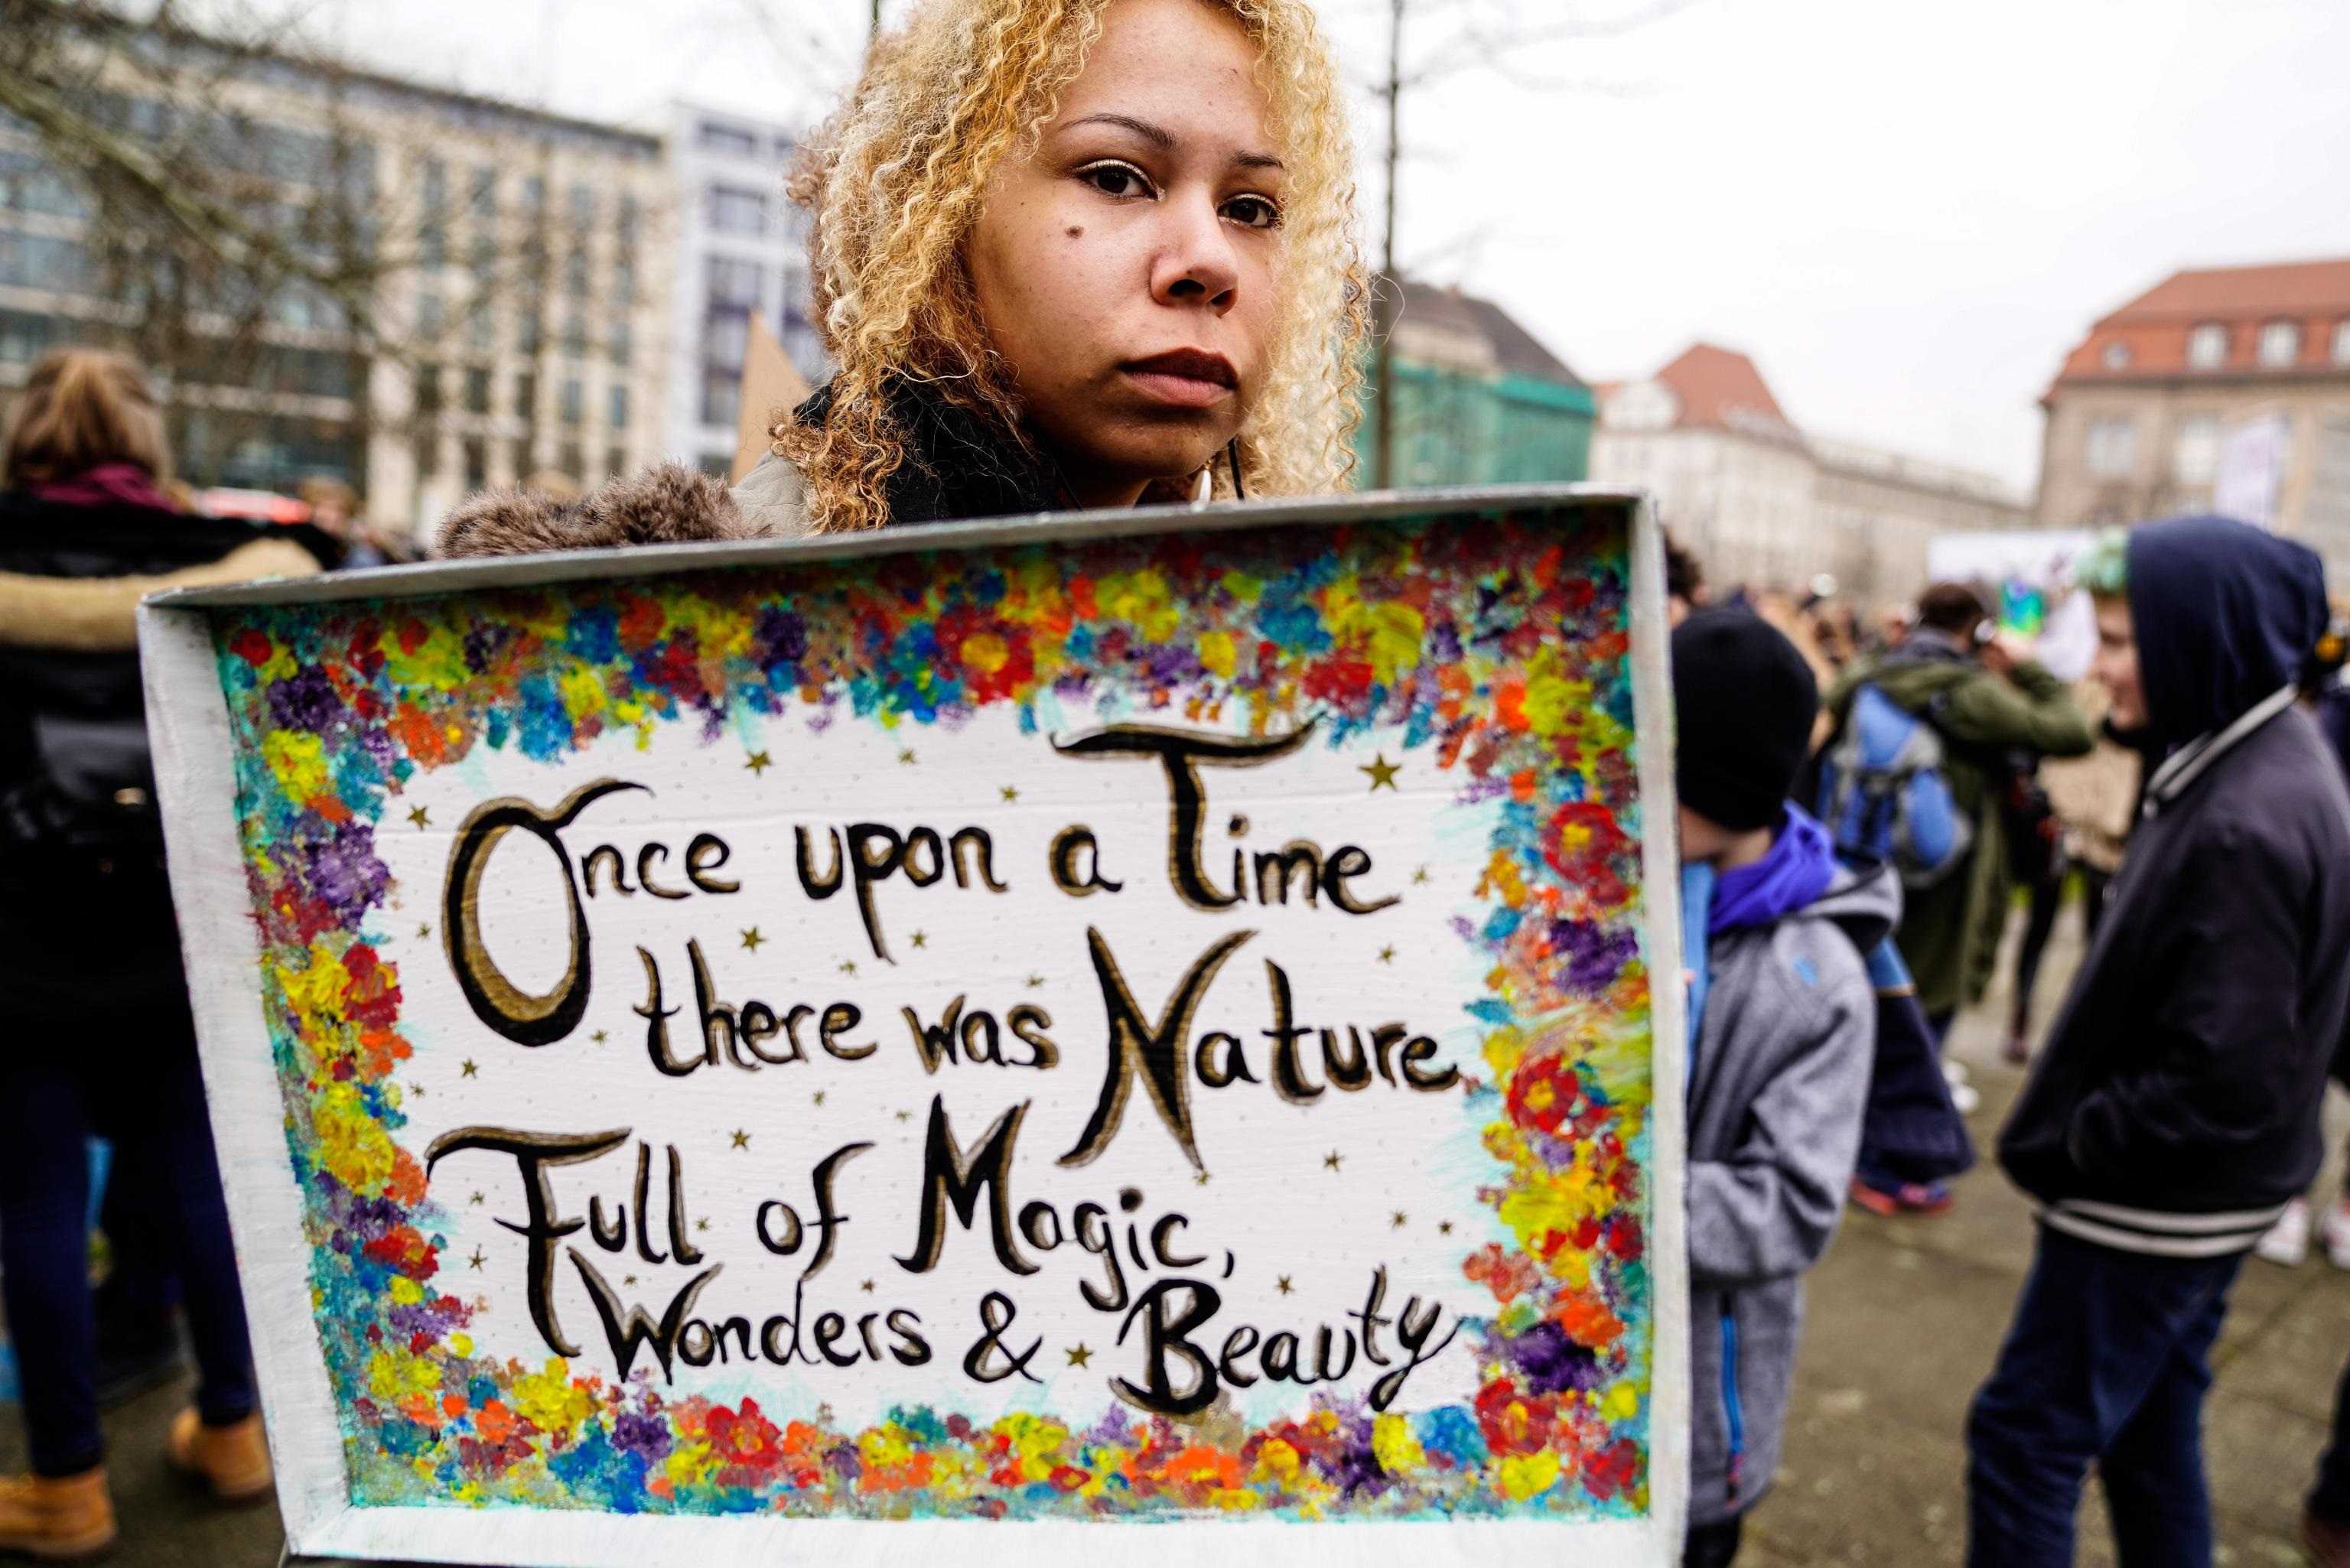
[
  {"left": 1277, "top": 1276, "right": 1294, "bottom": 1296},
  {"left": 840, "top": 961, "right": 858, "bottom": 976},
  {"left": 744, "top": 751, "right": 773, "bottom": 776},
  {"left": 695, "top": 1218, "right": 709, "bottom": 1233},
  {"left": 1323, "top": 1150, "right": 1343, "bottom": 1171},
  {"left": 898, "top": 748, "right": 916, "bottom": 764},
  {"left": 1195, "top": 1171, "right": 1211, "bottom": 1186},
  {"left": 408, "top": 805, "right": 430, "bottom": 828},
  {"left": 470, "top": 1192, "right": 484, "bottom": 1205},
  {"left": 730, "top": 1129, "right": 750, "bottom": 1149},
  {"left": 1000, "top": 785, "right": 1019, "bottom": 802},
  {"left": 417, "top": 922, "right": 431, "bottom": 939},
  {"left": 410, "top": 1082, "right": 426, "bottom": 1098},
  {"left": 740, "top": 927, "right": 765, "bottom": 952},
  {"left": 1391, "top": 1212, "right": 1408, "bottom": 1228},
  {"left": 591, "top": 1030, "right": 608, "bottom": 1044},
  {"left": 1378, "top": 945, "right": 1396, "bottom": 964},
  {"left": 1027, "top": 974, "right": 1043, "bottom": 988},
  {"left": 861, "top": 1279, "right": 875, "bottom": 1293},
  {"left": 623, "top": 1274, "right": 637, "bottom": 1287},
  {"left": 461, "top": 1059, "right": 478, "bottom": 1078},
  {"left": 1359, "top": 753, "right": 1401, "bottom": 792},
  {"left": 812, "top": 1090, "right": 826, "bottom": 1106},
  {"left": 910, "top": 931, "right": 926, "bottom": 949},
  {"left": 1412, "top": 865, "right": 1431, "bottom": 885},
  {"left": 468, "top": 1247, "right": 486, "bottom": 1270},
  {"left": 1066, "top": 1344, "right": 1094, "bottom": 1368},
  {"left": 896, "top": 1110, "right": 912, "bottom": 1123},
  {"left": 1439, "top": 1220, "right": 1453, "bottom": 1235}
]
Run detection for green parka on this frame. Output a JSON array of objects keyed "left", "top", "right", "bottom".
[{"left": 1824, "top": 632, "right": 2094, "bottom": 1018}]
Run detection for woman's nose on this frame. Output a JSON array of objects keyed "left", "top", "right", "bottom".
[{"left": 1149, "top": 192, "right": 1240, "bottom": 312}]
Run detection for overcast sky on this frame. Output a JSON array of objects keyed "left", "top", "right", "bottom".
[{"left": 278, "top": 0, "right": 2350, "bottom": 493}]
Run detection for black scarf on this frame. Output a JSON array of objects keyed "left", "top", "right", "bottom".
[{"left": 792, "top": 378, "right": 1065, "bottom": 526}]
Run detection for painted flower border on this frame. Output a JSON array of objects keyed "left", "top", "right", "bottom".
[{"left": 200, "top": 506, "right": 1660, "bottom": 1525}]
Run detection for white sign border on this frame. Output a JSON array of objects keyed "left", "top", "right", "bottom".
[{"left": 140, "top": 484, "right": 1686, "bottom": 1566}]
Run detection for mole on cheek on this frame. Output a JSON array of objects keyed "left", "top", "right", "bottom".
[{"left": 1066, "top": 226, "right": 1084, "bottom": 239}]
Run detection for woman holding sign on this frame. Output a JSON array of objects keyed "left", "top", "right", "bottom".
[{"left": 438, "top": 0, "right": 1366, "bottom": 554}]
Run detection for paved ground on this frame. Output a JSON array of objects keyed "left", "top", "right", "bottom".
[{"left": 8, "top": 894, "right": 2345, "bottom": 1566}]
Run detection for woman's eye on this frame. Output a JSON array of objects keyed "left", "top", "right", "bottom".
[
  {"left": 1079, "top": 162, "right": 1154, "bottom": 200},
  {"left": 1222, "top": 195, "right": 1281, "bottom": 230}
]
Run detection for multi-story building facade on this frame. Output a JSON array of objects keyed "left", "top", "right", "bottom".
[
  {"left": 664, "top": 104, "right": 826, "bottom": 478},
  {"left": 1359, "top": 281, "right": 1593, "bottom": 488},
  {"left": 0, "top": 33, "right": 673, "bottom": 545},
  {"left": 1591, "top": 343, "right": 2026, "bottom": 603},
  {"left": 2036, "top": 258, "right": 2350, "bottom": 574}
]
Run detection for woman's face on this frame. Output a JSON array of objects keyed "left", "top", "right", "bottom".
[{"left": 967, "top": 0, "right": 1284, "bottom": 507}]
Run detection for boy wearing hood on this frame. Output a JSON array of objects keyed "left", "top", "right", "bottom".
[
  {"left": 1675, "top": 610, "right": 1896, "bottom": 1567},
  {"left": 1968, "top": 517, "right": 2350, "bottom": 1567}
]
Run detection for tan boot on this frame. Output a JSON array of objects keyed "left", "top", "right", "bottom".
[
  {"left": 165, "top": 1409, "right": 272, "bottom": 1504},
  {"left": 0, "top": 1466, "right": 118, "bottom": 1560}
]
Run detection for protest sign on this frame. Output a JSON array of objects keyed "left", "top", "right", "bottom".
[{"left": 141, "top": 486, "right": 1685, "bottom": 1566}]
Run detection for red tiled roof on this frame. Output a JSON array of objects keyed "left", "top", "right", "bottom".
[
  {"left": 1651, "top": 343, "right": 1798, "bottom": 438},
  {"left": 2050, "top": 259, "right": 2350, "bottom": 389}
]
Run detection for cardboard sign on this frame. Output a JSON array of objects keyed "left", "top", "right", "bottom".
[{"left": 142, "top": 487, "right": 1685, "bottom": 1566}]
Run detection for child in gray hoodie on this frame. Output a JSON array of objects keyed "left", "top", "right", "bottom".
[{"left": 1674, "top": 610, "right": 1893, "bottom": 1566}]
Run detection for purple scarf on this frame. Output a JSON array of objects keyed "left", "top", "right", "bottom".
[{"left": 1709, "top": 805, "right": 1837, "bottom": 935}]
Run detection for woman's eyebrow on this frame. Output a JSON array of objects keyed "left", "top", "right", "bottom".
[{"left": 1063, "top": 112, "right": 1284, "bottom": 171}]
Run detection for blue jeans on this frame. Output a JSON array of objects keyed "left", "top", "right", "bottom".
[
  {"left": 0, "top": 1032, "right": 257, "bottom": 1475},
  {"left": 1966, "top": 1227, "right": 2241, "bottom": 1566}
]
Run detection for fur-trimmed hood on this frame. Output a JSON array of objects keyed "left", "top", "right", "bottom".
[{"left": 434, "top": 460, "right": 809, "bottom": 559}]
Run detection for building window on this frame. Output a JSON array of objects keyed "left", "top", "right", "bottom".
[
  {"left": 412, "top": 430, "right": 438, "bottom": 480},
  {"left": 2259, "top": 320, "right": 2303, "bottom": 368},
  {"left": 610, "top": 320, "right": 633, "bottom": 367},
  {"left": 518, "top": 308, "right": 542, "bottom": 356},
  {"left": 710, "top": 185, "right": 768, "bottom": 236},
  {"left": 509, "top": 437, "right": 534, "bottom": 478},
  {"left": 2187, "top": 322, "right": 2228, "bottom": 369},
  {"left": 559, "top": 378, "right": 583, "bottom": 425},
  {"left": 698, "top": 121, "right": 760, "bottom": 158},
  {"left": 2173, "top": 414, "right": 2221, "bottom": 485},
  {"left": 612, "top": 255, "right": 636, "bottom": 304},
  {"left": 565, "top": 247, "right": 590, "bottom": 298},
  {"left": 463, "top": 437, "right": 487, "bottom": 492},
  {"left": 2085, "top": 415, "right": 2136, "bottom": 478},
  {"left": 568, "top": 184, "right": 595, "bottom": 229},
  {"left": 468, "top": 166, "right": 497, "bottom": 220},
  {"left": 698, "top": 452, "right": 733, "bottom": 479},
  {"left": 468, "top": 298, "right": 496, "bottom": 355},
  {"left": 415, "top": 363, "right": 442, "bottom": 417},
  {"left": 558, "top": 441, "right": 584, "bottom": 481},
  {"left": 605, "top": 446, "right": 627, "bottom": 480},
  {"left": 514, "top": 372, "right": 537, "bottom": 420},
  {"left": 707, "top": 256, "right": 765, "bottom": 309},
  {"left": 564, "top": 312, "right": 588, "bottom": 359},
  {"left": 417, "top": 292, "right": 444, "bottom": 339},
  {"left": 464, "top": 366, "right": 491, "bottom": 415},
  {"left": 701, "top": 369, "right": 740, "bottom": 429},
  {"left": 522, "top": 175, "right": 545, "bottom": 216},
  {"left": 2101, "top": 340, "right": 2130, "bottom": 370},
  {"left": 607, "top": 384, "right": 630, "bottom": 430}
]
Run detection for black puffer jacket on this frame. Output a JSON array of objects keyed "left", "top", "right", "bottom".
[{"left": 0, "top": 489, "right": 324, "bottom": 1019}]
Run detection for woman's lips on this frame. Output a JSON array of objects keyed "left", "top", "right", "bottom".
[{"left": 1121, "top": 350, "right": 1237, "bottom": 409}]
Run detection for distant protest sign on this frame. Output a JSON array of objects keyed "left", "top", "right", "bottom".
[{"left": 141, "top": 488, "right": 1687, "bottom": 1566}]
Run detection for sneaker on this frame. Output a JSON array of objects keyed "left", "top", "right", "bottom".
[
  {"left": 2257, "top": 1197, "right": 2312, "bottom": 1267},
  {"left": 167, "top": 1408, "right": 273, "bottom": 1504},
  {"left": 2322, "top": 1199, "right": 2350, "bottom": 1271},
  {"left": 0, "top": 1466, "right": 117, "bottom": 1560},
  {"left": 1849, "top": 1175, "right": 1957, "bottom": 1218}
]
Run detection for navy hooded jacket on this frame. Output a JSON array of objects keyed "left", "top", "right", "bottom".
[{"left": 1998, "top": 516, "right": 2350, "bottom": 1254}]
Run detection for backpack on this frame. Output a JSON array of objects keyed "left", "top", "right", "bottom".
[{"left": 1815, "top": 683, "right": 1970, "bottom": 888}]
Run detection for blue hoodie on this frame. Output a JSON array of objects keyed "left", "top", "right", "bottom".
[{"left": 2128, "top": 514, "right": 2328, "bottom": 749}]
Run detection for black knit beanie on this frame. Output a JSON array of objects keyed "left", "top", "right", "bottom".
[{"left": 1671, "top": 608, "right": 1819, "bottom": 832}]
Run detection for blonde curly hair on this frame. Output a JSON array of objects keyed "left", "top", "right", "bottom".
[{"left": 778, "top": 0, "right": 1367, "bottom": 533}]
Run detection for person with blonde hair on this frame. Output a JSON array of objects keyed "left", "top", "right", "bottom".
[
  {"left": 0, "top": 348, "right": 322, "bottom": 1556},
  {"left": 437, "top": 0, "right": 1365, "bottom": 555}
]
